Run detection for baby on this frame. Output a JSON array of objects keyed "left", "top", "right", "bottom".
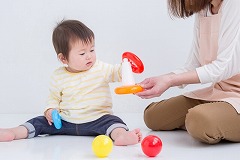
[{"left": 0, "top": 19, "right": 142, "bottom": 145}]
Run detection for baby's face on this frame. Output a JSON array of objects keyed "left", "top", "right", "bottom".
[{"left": 66, "top": 40, "right": 96, "bottom": 73}]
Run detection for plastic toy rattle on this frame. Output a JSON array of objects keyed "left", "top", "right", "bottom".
[
  {"left": 114, "top": 52, "right": 144, "bottom": 94},
  {"left": 141, "top": 135, "right": 162, "bottom": 157},
  {"left": 51, "top": 109, "right": 62, "bottom": 129},
  {"left": 92, "top": 135, "right": 113, "bottom": 158}
]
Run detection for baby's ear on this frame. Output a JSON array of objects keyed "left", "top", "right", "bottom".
[{"left": 57, "top": 53, "right": 67, "bottom": 64}]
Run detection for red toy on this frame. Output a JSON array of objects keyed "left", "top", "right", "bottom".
[
  {"left": 115, "top": 52, "right": 144, "bottom": 94},
  {"left": 141, "top": 135, "right": 162, "bottom": 157},
  {"left": 122, "top": 52, "right": 144, "bottom": 73}
]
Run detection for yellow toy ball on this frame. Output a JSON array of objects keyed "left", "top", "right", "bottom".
[{"left": 92, "top": 135, "right": 113, "bottom": 158}]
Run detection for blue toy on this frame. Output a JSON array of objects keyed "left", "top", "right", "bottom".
[{"left": 51, "top": 109, "right": 62, "bottom": 129}]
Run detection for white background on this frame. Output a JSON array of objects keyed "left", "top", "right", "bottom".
[{"left": 0, "top": 0, "right": 196, "bottom": 114}]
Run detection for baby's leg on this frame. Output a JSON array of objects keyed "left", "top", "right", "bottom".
[
  {"left": 0, "top": 126, "right": 28, "bottom": 142},
  {"left": 111, "top": 128, "right": 142, "bottom": 146}
]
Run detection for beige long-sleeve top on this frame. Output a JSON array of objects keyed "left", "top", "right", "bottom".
[{"left": 45, "top": 60, "right": 121, "bottom": 124}]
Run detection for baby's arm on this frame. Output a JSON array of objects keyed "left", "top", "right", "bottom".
[
  {"left": 44, "top": 72, "right": 62, "bottom": 125},
  {"left": 101, "top": 61, "right": 122, "bottom": 83}
]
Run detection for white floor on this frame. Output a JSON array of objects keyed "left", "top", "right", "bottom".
[{"left": 0, "top": 113, "right": 240, "bottom": 160}]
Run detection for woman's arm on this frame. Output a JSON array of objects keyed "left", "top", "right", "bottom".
[
  {"left": 136, "top": 70, "right": 199, "bottom": 99},
  {"left": 173, "top": 14, "right": 201, "bottom": 75}
]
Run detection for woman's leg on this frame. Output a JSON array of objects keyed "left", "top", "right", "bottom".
[
  {"left": 185, "top": 101, "right": 240, "bottom": 144},
  {"left": 144, "top": 95, "right": 206, "bottom": 131}
]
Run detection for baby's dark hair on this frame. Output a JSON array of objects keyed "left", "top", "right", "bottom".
[{"left": 52, "top": 19, "right": 94, "bottom": 60}]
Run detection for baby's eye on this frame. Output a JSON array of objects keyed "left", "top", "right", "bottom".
[
  {"left": 90, "top": 49, "right": 94, "bottom": 52},
  {"left": 80, "top": 53, "right": 85, "bottom": 55}
]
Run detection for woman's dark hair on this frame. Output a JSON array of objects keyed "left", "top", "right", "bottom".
[
  {"left": 168, "top": 0, "right": 211, "bottom": 18},
  {"left": 52, "top": 20, "right": 94, "bottom": 60}
]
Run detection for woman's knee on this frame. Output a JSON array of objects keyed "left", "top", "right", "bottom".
[
  {"left": 185, "top": 107, "right": 221, "bottom": 144},
  {"left": 144, "top": 101, "right": 166, "bottom": 130},
  {"left": 144, "top": 102, "right": 159, "bottom": 130},
  {"left": 144, "top": 96, "right": 193, "bottom": 131}
]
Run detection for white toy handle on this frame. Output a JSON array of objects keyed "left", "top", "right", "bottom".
[{"left": 121, "top": 58, "right": 135, "bottom": 86}]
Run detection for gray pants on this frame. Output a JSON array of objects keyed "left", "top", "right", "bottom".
[{"left": 144, "top": 95, "right": 240, "bottom": 144}]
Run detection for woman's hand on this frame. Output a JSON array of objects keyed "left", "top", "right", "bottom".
[
  {"left": 136, "top": 70, "right": 200, "bottom": 99},
  {"left": 136, "top": 74, "right": 173, "bottom": 99},
  {"left": 44, "top": 108, "right": 54, "bottom": 125}
]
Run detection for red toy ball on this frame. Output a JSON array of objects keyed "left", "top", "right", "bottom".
[{"left": 141, "top": 135, "right": 162, "bottom": 157}]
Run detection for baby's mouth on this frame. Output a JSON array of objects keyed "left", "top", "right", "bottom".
[{"left": 86, "top": 62, "right": 92, "bottom": 66}]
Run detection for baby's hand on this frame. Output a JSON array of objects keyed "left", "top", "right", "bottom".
[{"left": 44, "top": 108, "right": 54, "bottom": 125}]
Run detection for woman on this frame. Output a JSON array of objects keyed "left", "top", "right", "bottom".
[{"left": 136, "top": 0, "right": 240, "bottom": 144}]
